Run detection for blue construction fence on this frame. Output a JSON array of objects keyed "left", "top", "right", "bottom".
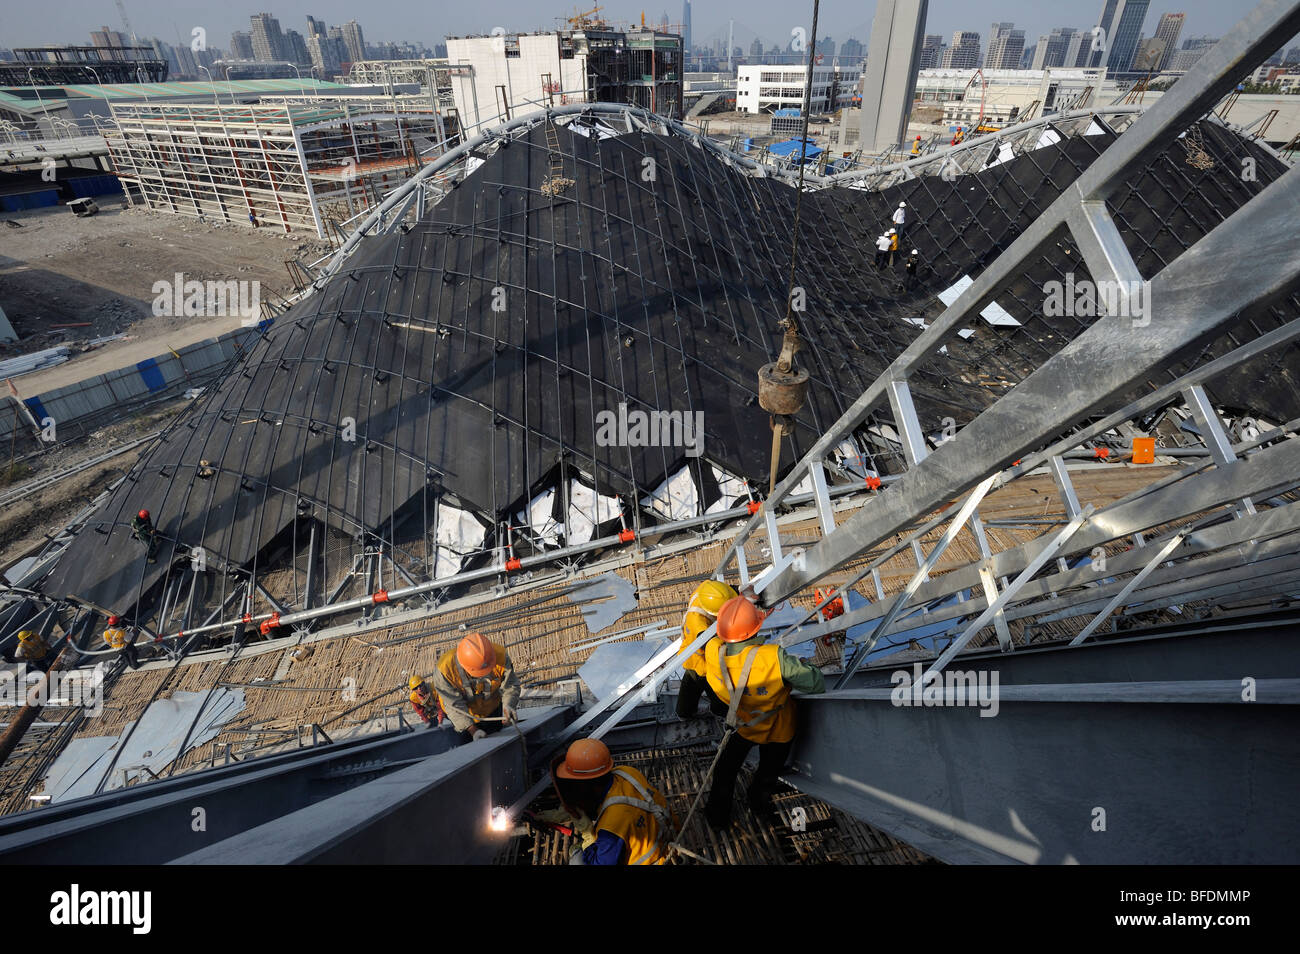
[{"left": 2, "top": 320, "right": 272, "bottom": 449}]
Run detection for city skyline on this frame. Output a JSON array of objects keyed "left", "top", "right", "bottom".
[{"left": 1, "top": 1, "right": 1284, "bottom": 55}]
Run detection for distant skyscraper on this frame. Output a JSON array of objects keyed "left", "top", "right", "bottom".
[
  {"left": 1153, "top": 13, "right": 1185, "bottom": 71},
  {"left": 1286, "top": 45, "right": 1300, "bottom": 65},
  {"left": 250, "top": 13, "right": 288, "bottom": 62},
  {"left": 342, "top": 21, "right": 366, "bottom": 64},
  {"left": 986, "top": 22, "right": 1025, "bottom": 69},
  {"left": 90, "top": 26, "right": 130, "bottom": 50},
  {"left": 1086, "top": 0, "right": 1152, "bottom": 74},
  {"left": 1032, "top": 27, "right": 1079, "bottom": 70},
  {"left": 941, "top": 31, "right": 981, "bottom": 69},
  {"left": 918, "top": 34, "right": 945, "bottom": 69},
  {"left": 820, "top": 37, "right": 836, "bottom": 60},
  {"left": 284, "top": 29, "right": 310, "bottom": 66},
  {"left": 682, "top": 1, "right": 692, "bottom": 57},
  {"left": 841, "top": 36, "right": 865, "bottom": 61},
  {"left": 230, "top": 31, "right": 254, "bottom": 60}
]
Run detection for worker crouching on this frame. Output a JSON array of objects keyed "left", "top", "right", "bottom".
[
  {"left": 433, "top": 633, "right": 520, "bottom": 743},
  {"left": 408, "top": 675, "right": 444, "bottom": 728},
  {"left": 703, "top": 595, "right": 825, "bottom": 830},
  {"left": 545, "top": 738, "right": 675, "bottom": 865}
]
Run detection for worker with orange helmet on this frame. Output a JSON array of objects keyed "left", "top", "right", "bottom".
[
  {"left": 407, "top": 675, "right": 444, "bottom": 728},
  {"left": 433, "top": 632, "right": 520, "bottom": 742},
  {"left": 701, "top": 595, "right": 825, "bottom": 830},
  {"left": 910, "top": 135, "right": 922, "bottom": 156},
  {"left": 675, "top": 578, "right": 738, "bottom": 720},
  {"left": 546, "top": 737, "right": 675, "bottom": 865}
]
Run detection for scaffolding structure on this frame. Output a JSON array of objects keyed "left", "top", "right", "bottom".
[{"left": 104, "top": 100, "right": 446, "bottom": 238}]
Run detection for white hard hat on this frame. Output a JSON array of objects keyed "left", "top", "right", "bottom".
[
  {"left": 899, "top": 201, "right": 906, "bottom": 207},
  {"left": 888, "top": 228, "right": 895, "bottom": 234},
  {"left": 911, "top": 249, "right": 918, "bottom": 255}
]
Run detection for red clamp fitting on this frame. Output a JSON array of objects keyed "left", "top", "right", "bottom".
[
  {"left": 864, "top": 475, "right": 882, "bottom": 490},
  {"left": 1012, "top": 459, "right": 1022, "bottom": 467},
  {"left": 372, "top": 589, "right": 390, "bottom": 604},
  {"left": 618, "top": 528, "right": 635, "bottom": 543},
  {"left": 746, "top": 500, "right": 762, "bottom": 515},
  {"left": 259, "top": 611, "right": 281, "bottom": 636},
  {"left": 505, "top": 557, "right": 522, "bottom": 572},
  {"left": 241, "top": 613, "right": 252, "bottom": 625},
  {"left": 1093, "top": 447, "right": 1110, "bottom": 459}
]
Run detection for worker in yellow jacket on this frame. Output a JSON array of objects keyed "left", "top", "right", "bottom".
[
  {"left": 675, "top": 579, "right": 737, "bottom": 719},
  {"left": 545, "top": 738, "right": 675, "bottom": 865},
  {"left": 433, "top": 633, "right": 520, "bottom": 743},
  {"left": 103, "top": 615, "right": 140, "bottom": 669},
  {"left": 407, "top": 675, "right": 444, "bottom": 728},
  {"left": 702, "top": 595, "right": 825, "bottom": 829}
]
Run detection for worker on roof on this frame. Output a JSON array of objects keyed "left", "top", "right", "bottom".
[
  {"left": 702, "top": 595, "right": 825, "bottom": 830},
  {"left": 103, "top": 615, "right": 140, "bottom": 670},
  {"left": 887, "top": 228, "right": 900, "bottom": 267},
  {"left": 891, "top": 201, "right": 907, "bottom": 242},
  {"left": 875, "top": 232, "right": 891, "bottom": 269},
  {"left": 910, "top": 135, "right": 922, "bottom": 156},
  {"left": 408, "top": 675, "right": 444, "bottom": 728},
  {"left": 675, "top": 579, "right": 737, "bottom": 720},
  {"left": 952, "top": 126, "right": 965, "bottom": 145},
  {"left": 3, "top": 629, "right": 51, "bottom": 667},
  {"left": 131, "top": 509, "right": 160, "bottom": 564},
  {"left": 545, "top": 738, "right": 676, "bottom": 865},
  {"left": 433, "top": 633, "right": 520, "bottom": 743},
  {"left": 904, "top": 249, "right": 921, "bottom": 291}
]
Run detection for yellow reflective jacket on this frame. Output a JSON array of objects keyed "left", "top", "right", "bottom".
[
  {"left": 433, "top": 640, "right": 519, "bottom": 733},
  {"left": 596, "top": 766, "right": 674, "bottom": 865},
  {"left": 678, "top": 581, "right": 737, "bottom": 677},
  {"left": 704, "top": 640, "right": 796, "bottom": 744}
]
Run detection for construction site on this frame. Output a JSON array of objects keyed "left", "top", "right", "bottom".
[{"left": 0, "top": 0, "right": 1297, "bottom": 875}]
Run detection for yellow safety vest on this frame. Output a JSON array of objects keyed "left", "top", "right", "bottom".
[
  {"left": 678, "top": 582, "right": 737, "bottom": 677},
  {"left": 16, "top": 631, "right": 48, "bottom": 660},
  {"left": 436, "top": 642, "right": 508, "bottom": 721},
  {"left": 704, "top": 641, "right": 796, "bottom": 744},
  {"left": 104, "top": 627, "right": 128, "bottom": 650},
  {"left": 596, "top": 766, "right": 673, "bottom": 865}
]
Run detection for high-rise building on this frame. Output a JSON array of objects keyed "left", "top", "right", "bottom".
[
  {"left": 284, "top": 29, "right": 310, "bottom": 66},
  {"left": 1286, "top": 45, "right": 1300, "bottom": 65},
  {"left": 841, "top": 37, "right": 865, "bottom": 61},
  {"left": 985, "top": 22, "right": 1025, "bottom": 70},
  {"left": 1133, "top": 36, "right": 1167, "bottom": 72},
  {"left": 682, "top": 1, "right": 692, "bottom": 62},
  {"left": 1031, "top": 27, "right": 1079, "bottom": 70},
  {"left": 1153, "top": 13, "right": 1185, "bottom": 71},
  {"left": 90, "top": 26, "right": 130, "bottom": 50},
  {"left": 250, "top": 13, "right": 288, "bottom": 62},
  {"left": 1085, "top": 0, "right": 1152, "bottom": 74},
  {"left": 918, "top": 34, "right": 945, "bottom": 69},
  {"left": 230, "top": 31, "right": 255, "bottom": 60},
  {"left": 941, "top": 31, "right": 981, "bottom": 69},
  {"left": 342, "top": 21, "right": 366, "bottom": 64},
  {"left": 820, "top": 37, "right": 836, "bottom": 60},
  {"left": 1168, "top": 36, "right": 1216, "bottom": 71}
]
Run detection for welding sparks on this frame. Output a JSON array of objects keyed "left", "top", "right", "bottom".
[{"left": 489, "top": 806, "right": 509, "bottom": 832}]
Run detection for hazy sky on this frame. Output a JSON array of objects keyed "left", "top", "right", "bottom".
[{"left": 3, "top": 1, "right": 1287, "bottom": 52}]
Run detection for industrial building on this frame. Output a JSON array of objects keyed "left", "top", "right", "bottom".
[
  {"left": 736, "top": 64, "right": 861, "bottom": 115},
  {"left": 446, "top": 27, "right": 683, "bottom": 133},
  {"left": 0, "top": 0, "right": 1297, "bottom": 871},
  {"left": 103, "top": 99, "right": 447, "bottom": 237}
]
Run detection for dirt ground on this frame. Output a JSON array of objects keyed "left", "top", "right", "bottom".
[
  {"left": 0, "top": 206, "right": 331, "bottom": 572},
  {"left": 0, "top": 205, "right": 332, "bottom": 362},
  {"left": 0, "top": 401, "right": 188, "bottom": 569}
]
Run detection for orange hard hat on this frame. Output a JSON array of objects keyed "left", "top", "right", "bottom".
[
  {"left": 555, "top": 738, "right": 614, "bottom": 780},
  {"left": 107, "top": 615, "right": 121, "bottom": 626},
  {"left": 717, "top": 595, "right": 765, "bottom": 643},
  {"left": 457, "top": 633, "right": 496, "bottom": 677},
  {"left": 137, "top": 509, "right": 150, "bottom": 520}
]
